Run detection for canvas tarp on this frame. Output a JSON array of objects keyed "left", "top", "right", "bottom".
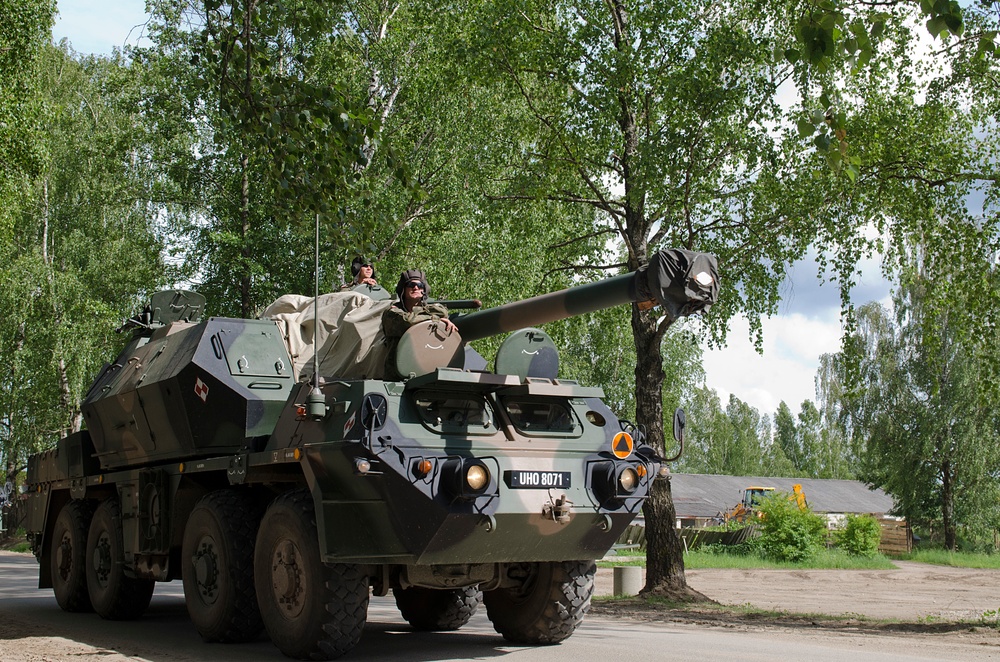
[{"left": 263, "top": 292, "right": 395, "bottom": 380}]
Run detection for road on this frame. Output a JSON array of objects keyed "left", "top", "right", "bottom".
[{"left": 1, "top": 551, "right": 995, "bottom": 661}]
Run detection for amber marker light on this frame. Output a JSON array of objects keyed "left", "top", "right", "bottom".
[
  {"left": 178, "top": 463, "right": 185, "bottom": 473},
  {"left": 635, "top": 464, "right": 647, "bottom": 478},
  {"left": 293, "top": 448, "right": 302, "bottom": 461},
  {"left": 416, "top": 459, "right": 433, "bottom": 477}
]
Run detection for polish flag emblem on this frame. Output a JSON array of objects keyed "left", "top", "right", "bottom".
[{"left": 194, "top": 377, "right": 209, "bottom": 403}]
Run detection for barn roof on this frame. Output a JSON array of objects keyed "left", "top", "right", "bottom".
[{"left": 670, "top": 473, "right": 896, "bottom": 518}]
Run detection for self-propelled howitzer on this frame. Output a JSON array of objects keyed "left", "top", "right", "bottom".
[{"left": 22, "top": 248, "right": 717, "bottom": 661}]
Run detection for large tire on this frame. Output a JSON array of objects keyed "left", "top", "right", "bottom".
[
  {"left": 182, "top": 489, "right": 263, "bottom": 642},
  {"left": 51, "top": 500, "right": 95, "bottom": 612},
  {"left": 484, "top": 560, "right": 595, "bottom": 644},
  {"left": 86, "top": 499, "right": 155, "bottom": 620},
  {"left": 255, "top": 489, "right": 369, "bottom": 660},
  {"left": 394, "top": 585, "right": 482, "bottom": 631}
]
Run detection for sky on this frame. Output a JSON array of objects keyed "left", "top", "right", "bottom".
[{"left": 50, "top": 0, "right": 894, "bottom": 419}]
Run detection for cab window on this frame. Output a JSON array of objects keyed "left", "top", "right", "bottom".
[
  {"left": 500, "top": 397, "right": 581, "bottom": 435},
  {"left": 411, "top": 391, "right": 497, "bottom": 435}
]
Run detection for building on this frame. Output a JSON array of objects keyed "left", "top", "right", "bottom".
[{"left": 670, "top": 473, "right": 896, "bottom": 528}]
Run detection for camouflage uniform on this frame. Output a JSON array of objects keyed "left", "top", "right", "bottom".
[
  {"left": 381, "top": 300, "right": 452, "bottom": 380},
  {"left": 382, "top": 268, "right": 452, "bottom": 380}
]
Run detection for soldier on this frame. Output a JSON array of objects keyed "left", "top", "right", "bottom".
[
  {"left": 341, "top": 256, "right": 378, "bottom": 290},
  {"left": 382, "top": 269, "right": 457, "bottom": 379}
]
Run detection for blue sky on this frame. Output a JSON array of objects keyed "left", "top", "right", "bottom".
[{"left": 50, "top": 0, "right": 893, "bottom": 418}]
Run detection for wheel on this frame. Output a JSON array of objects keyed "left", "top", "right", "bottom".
[
  {"left": 86, "top": 498, "right": 155, "bottom": 620},
  {"left": 394, "top": 585, "right": 482, "bottom": 631},
  {"left": 50, "top": 500, "right": 95, "bottom": 612},
  {"left": 483, "top": 560, "right": 595, "bottom": 644},
  {"left": 255, "top": 489, "right": 369, "bottom": 660},
  {"left": 182, "top": 489, "right": 263, "bottom": 642}
]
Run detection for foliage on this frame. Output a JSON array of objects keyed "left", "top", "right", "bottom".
[
  {"left": 836, "top": 514, "right": 882, "bottom": 557},
  {"left": 755, "top": 492, "right": 828, "bottom": 562},
  {"left": 832, "top": 270, "right": 1000, "bottom": 551},
  {"left": 0, "top": 0, "right": 55, "bottom": 182},
  {"left": 0, "top": 45, "right": 172, "bottom": 487},
  {"left": 140, "top": 0, "right": 390, "bottom": 316},
  {"left": 685, "top": 546, "right": 895, "bottom": 570}
]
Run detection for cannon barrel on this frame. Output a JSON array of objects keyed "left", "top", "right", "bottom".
[{"left": 453, "top": 248, "right": 718, "bottom": 342}]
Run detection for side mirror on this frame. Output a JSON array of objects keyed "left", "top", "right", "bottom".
[{"left": 663, "top": 407, "right": 685, "bottom": 462}]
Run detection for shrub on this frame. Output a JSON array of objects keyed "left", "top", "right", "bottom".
[
  {"left": 755, "top": 492, "right": 827, "bottom": 563},
  {"left": 836, "top": 514, "right": 882, "bottom": 557}
]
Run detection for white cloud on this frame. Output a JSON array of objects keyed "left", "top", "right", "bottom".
[
  {"left": 704, "top": 250, "right": 892, "bottom": 417},
  {"left": 52, "top": 0, "right": 150, "bottom": 54},
  {"left": 703, "top": 312, "right": 843, "bottom": 415}
]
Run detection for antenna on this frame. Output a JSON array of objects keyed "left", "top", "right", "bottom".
[{"left": 306, "top": 212, "right": 326, "bottom": 419}]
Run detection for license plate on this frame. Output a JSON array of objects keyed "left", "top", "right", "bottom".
[{"left": 506, "top": 470, "right": 572, "bottom": 489}]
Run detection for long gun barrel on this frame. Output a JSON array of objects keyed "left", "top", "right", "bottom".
[{"left": 454, "top": 248, "right": 718, "bottom": 342}]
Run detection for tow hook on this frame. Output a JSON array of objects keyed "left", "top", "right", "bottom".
[{"left": 543, "top": 492, "right": 573, "bottom": 524}]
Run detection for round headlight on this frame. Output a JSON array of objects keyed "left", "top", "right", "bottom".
[
  {"left": 618, "top": 467, "right": 638, "bottom": 494},
  {"left": 466, "top": 464, "right": 489, "bottom": 491}
]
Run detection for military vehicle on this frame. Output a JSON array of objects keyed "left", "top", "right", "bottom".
[{"left": 22, "top": 248, "right": 717, "bottom": 660}]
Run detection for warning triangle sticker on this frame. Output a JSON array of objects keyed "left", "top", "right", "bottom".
[{"left": 612, "top": 432, "right": 633, "bottom": 459}]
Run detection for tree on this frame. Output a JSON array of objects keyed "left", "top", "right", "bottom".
[
  {"left": 774, "top": 401, "right": 800, "bottom": 470},
  {"left": 141, "top": 0, "right": 384, "bottom": 316},
  {"left": 0, "top": 0, "right": 55, "bottom": 185},
  {"left": 0, "top": 45, "right": 173, "bottom": 493},
  {"left": 838, "top": 263, "right": 1000, "bottom": 549},
  {"left": 466, "top": 0, "right": 1000, "bottom": 594}
]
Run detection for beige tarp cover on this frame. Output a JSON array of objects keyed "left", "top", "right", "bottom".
[{"left": 263, "top": 292, "right": 394, "bottom": 380}]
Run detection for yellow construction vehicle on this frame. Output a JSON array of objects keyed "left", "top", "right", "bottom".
[
  {"left": 722, "top": 484, "right": 808, "bottom": 523},
  {"left": 723, "top": 486, "right": 775, "bottom": 523}
]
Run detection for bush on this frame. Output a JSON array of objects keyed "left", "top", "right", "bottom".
[
  {"left": 836, "top": 514, "right": 882, "bottom": 557},
  {"left": 755, "top": 492, "right": 827, "bottom": 563}
]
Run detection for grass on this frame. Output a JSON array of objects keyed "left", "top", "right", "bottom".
[
  {"left": 0, "top": 528, "right": 31, "bottom": 554},
  {"left": 898, "top": 548, "right": 1000, "bottom": 569},
  {"left": 601, "top": 547, "right": 897, "bottom": 570}
]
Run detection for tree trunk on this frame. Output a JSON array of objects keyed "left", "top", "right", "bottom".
[
  {"left": 633, "top": 304, "right": 707, "bottom": 601},
  {"left": 941, "top": 458, "right": 956, "bottom": 551}
]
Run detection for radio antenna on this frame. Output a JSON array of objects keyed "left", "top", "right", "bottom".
[{"left": 306, "top": 211, "right": 326, "bottom": 419}]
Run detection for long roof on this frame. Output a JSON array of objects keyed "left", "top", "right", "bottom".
[{"left": 670, "top": 473, "right": 896, "bottom": 518}]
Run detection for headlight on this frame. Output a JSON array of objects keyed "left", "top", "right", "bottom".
[
  {"left": 591, "top": 461, "right": 645, "bottom": 508},
  {"left": 442, "top": 457, "right": 492, "bottom": 500},
  {"left": 618, "top": 467, "right": 638, "bottom": 493},
  {"left": 466, "top": 464, "right": 489, "bottom": 491}
]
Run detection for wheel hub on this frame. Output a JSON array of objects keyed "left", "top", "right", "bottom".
[
  {"left": 269, "top": 539, "right": 305, "bottom": 618},
  {"left": 192, "top": 535, "right": 220, "bottom": 604},
  {"left": 92, "top": 531, "right": 112, "bottom": 588},
  {"left": 55, "top": 533, "right": 73, "bottom": 581}
]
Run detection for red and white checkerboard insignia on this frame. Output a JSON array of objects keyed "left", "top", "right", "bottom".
[
  {"left": 343, "top": 411, "right": 356, "bottom": 437},
  {"left": 194, "top": 377, "right": 209, "bottom": 403}
]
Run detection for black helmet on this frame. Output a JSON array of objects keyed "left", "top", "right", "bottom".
[
  {"left": 351, "top": 256, "right": 374, "bottom": 280},
  {"left": 395, "top": 269, "right": 430, "bottom": 299}
]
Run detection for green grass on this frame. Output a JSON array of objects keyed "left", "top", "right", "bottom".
[
  {"left": 601, "top": 547, "right": 896, "bottom": 570},
  {"left": 898, "top": 548, "right": 1000, "bottom": 569}
]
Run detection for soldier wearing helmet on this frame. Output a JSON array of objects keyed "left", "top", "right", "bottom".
[
  {"left": 381, "top": 269, "right": 457, "bottom": 379},
  {"left": 341, "top": 256, "right": 378, "bottom": 290}
]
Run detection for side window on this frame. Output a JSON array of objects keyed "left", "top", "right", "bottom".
[
  {"left": 500, "top": 397, "right": 581, "bottom": 435},
  {"left": 411, "top": 391, "right": 497, "bottom": 435}
]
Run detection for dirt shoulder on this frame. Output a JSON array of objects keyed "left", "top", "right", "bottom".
[{"left": 592, "top": 561, "right": 1000, "bottom": 649}]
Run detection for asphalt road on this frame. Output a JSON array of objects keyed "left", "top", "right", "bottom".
[{"left": 0, "top": 551, "right": 992, "bottom": 661}]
